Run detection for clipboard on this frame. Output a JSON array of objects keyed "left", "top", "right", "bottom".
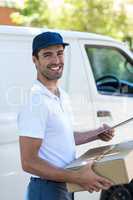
[{"left": 97, "top": 117, "right": 133, "bottom": 135}]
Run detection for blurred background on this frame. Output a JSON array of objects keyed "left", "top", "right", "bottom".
[{"left": 0, "top": 0, "right": 133, "bottom": 50}]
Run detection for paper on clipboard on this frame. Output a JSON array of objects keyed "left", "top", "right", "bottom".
[{"left": 97, "top": 117, "right": 133, "bottom": 135}]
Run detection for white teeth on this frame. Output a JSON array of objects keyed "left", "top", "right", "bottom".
[{"left": 50, "top": 67, "right": 60, "bottom": 71}]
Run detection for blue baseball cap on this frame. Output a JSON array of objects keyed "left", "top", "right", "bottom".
[{"left": 32, "top": 31, "right": 69, "bottom": 55}]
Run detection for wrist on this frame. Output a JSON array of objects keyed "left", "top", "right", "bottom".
[
  {"left": 95, "top": 128, "right": 102, "bottom": 140},
  {"left": 64, "top": 169, "right": 80, "bottom": 183}
]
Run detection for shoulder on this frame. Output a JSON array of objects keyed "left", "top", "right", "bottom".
[{"left": 19, "top": 83, "right": 48, "bottom": 117}]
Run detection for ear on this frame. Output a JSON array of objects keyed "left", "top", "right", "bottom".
[{"left": 32, "top": 56, "right": 36, "bottom": 64}]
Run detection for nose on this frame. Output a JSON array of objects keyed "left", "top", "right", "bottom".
[{"left": 51, "top": 54, "right": 60, "bottom": 64}]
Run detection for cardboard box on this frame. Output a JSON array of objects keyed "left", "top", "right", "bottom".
[{"left": 66, "top": 140, "right": 133, "bottom": 192}]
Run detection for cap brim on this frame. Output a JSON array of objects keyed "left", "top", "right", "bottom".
[
  {"left": 62, "top": 42, "right": 69, "bottom": 46},
  {"left": 46, "top": 42, "right": 69, "bottom": 47},
  {"left": 33, "top": 42, "right": 69, "bottom": 54}
]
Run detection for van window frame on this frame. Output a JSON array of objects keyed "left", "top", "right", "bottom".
[{"left": 85, "top": 44, "right": 133, "bottom": 97}]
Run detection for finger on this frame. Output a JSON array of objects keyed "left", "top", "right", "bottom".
[
  {"left": 84, "top": 186, "right": 94, "bottom": 193},
  {"left": 99, "top": 134, "right": 113, "bottom": 141},
  {"left": 93, "top": 182, "right": 106, "bottom": 191},
  {"left": 102, "top": 123, "right": 110, "bottom": 129},
  {"left": 88, "top": 186, "right": 99, "bottom": 193},
  {"left": 97, "top": 174, "right": 113, "bottom": 184},
  {"left": 88, "top": 188, "right": 94, "bottom": 193},
  {"left": 103, "top": 137, "right": 112, "bottom": 141},
  {"left": 88, "top": 178, "right": 111, "bottom": 191},
  {"left": 102, "top": 124, "right": 114, "bottom": 134},
  {"left": 91, "top": 175, "right": 112, "bottom": 190},
  {"left": 110, "top": 128, "right": 115, "bottom": 134},
  {"left": 98, "top": 177, "right": 113, "bottom": 188},
  {"left": 91, "top": 185, "right": 101, "bottom": 192},
  {"left": 102, "top": 124, "right": 115, "bottom": 134},
  {"left": 106, "top": 130, "right": 115, "bottom": 135},
  {"left": 102, "top": 131, "right": 114, "bottom": 138},
  {"left": 106, "top": 133, "right": 114, "bottom": 140},
  {"left": 98, "top": 182, "right": 111, "bottom": 190},
  {"left": 102, "top": 134, "right": 113, "bottom": 140}
]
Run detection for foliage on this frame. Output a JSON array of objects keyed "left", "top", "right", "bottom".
[
  {"left": 11, "top": 0, "right": 51, "bottom": 27},
  {"left": 11, "top": 0, "right": 133, "bottom": 40},
  {"left": 55, "top": 0, "right": 129, "bottom": 39}
]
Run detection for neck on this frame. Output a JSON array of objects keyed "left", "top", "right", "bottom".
[{"left": 37, "top": 77, "right": 59, "bottom": 96}]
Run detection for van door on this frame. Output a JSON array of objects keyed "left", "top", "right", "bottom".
[
  {"left": 60, "top": 40, "right": 102, "bottom": 200},
  {"left": 79, "top": 39, "right": 133, "bottom": 146},
  {"left": 61, "top": 39, "right": 100, "bottom": 157}
]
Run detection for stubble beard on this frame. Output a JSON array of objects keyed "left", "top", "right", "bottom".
[{"left": 41, "top": 64, "right": 64, "bottom": 80}]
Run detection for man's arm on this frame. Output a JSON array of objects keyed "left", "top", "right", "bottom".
[
  {"left": 19, "top": 136, "right": 113, "bottom": 193},
  {"left": 74, "top": 124, "right": 115, "bottom": 145},
  {"left": 19, "top": 136, "right": 76, "bottom": 182},
  {"left": 74, "top": 130, "right": 99, "bottom": 145}
]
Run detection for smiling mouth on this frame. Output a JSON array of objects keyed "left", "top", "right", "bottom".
[{"left": 48, "top": 65, "right": 63, "bottom": 72}]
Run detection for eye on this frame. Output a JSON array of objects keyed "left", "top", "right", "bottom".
[
  {"left": 42, "top": 53, "right": 52, "bottom": 57},
  {"left": 57, "top": 51, "right": 64, "bottom": 56},
  {"left": 38, "top": 52, "right": 52, "bottom": 59}
]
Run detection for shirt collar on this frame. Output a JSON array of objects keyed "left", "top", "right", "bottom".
[{"left": 32, "top": 80, "right": 63, "bottom": 100}]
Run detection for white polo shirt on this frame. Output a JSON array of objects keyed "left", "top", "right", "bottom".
[{"left": 17, "top": 80, "right": 76, "bottom": 168}]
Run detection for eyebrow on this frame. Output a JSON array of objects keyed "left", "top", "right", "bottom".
[
  {"left": 40, "top": 49, "right": 64, "bottom": 55},
  {"left": 57, "top": 50, "right": 64, "bottom": 53},
  {"left": 41, "top": 51, "right": 53, "bottom": 55}
]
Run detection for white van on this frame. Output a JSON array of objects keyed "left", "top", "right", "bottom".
[{"left": 0, "top": 25, "right": 133, "bottom": 200}]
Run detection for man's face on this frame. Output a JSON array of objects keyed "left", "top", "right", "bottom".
[{"left": 33, "top": 45, "right": 64, "bottom": 81}]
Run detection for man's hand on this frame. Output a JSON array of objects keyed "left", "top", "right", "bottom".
[
  {"left": 97, "top": 124, "right": 115, "bottom": 141},
  {"left": 75, "top": 160, "right": 113, "bottom": 193}
]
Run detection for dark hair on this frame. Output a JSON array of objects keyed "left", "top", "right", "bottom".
[
  {"left": 32, "top": 50, "right": 39, "bottom": 59},
  {"left": 32, "top": 45, "right": 66, "bottom": 59}
]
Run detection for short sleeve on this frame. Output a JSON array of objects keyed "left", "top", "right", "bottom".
[{"left": 17, "top": 102, "right": 48, "bottom": 139}]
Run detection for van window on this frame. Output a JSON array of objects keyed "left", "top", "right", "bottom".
[{"left": 85, "top": 45, "right": 133, "bottom": 97}]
